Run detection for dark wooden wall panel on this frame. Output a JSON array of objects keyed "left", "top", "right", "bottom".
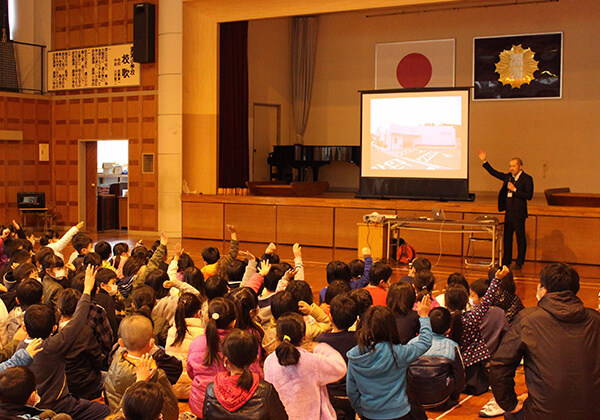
[{"left": 50, "top": 0, "right": 159, "bottom": 231}]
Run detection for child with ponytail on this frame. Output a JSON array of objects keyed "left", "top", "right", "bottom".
[
  {"left": 346, "top": 296, "right": 433, "bottom": 420},
  {"left": 165, "top": 293, "right": 204, "bottom": 399},
  {"left": 264, "top": 312, "right": 346, "bottom": 420},
  {"left": 203, "top": 329, "right": 288, "bottom": 419},
  {"left": 412, "top": 270, "right": 440, "bottom": 311},
  {"left": 187, "top": 297, "right": 263, "bottom": 418},
  {"left": 226, "top": 287, "right": 265, "bottom": 359}
]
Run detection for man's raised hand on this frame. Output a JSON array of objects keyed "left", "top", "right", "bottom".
[{"left": 477, "top": 149, "right": 487, "bottom": 162}]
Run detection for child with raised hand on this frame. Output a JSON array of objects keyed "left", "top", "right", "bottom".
[
  {"left": 346, "top": 295, "right": 433, "bottom": 420},
  {"left": 203, "top": 329, "right": 288, "bottom": 419},
  {"left": 104, "top": 315, "right": 180, "bottom": 420},
  {"left": 20, "top": 265, "right": 112, "bottom": 419},
  {"left": 487, "top": 265, "right": 524, "bottom": 325},
  {"left": 41, "top": 221, "right": 84, "bottom": 261},
  {"left": 201, "top": 224, "right": 239, "bottom": 279},
  {"left": 164, "top": 243, "right": 203, "bottom": 297},
  {"left": 57, "top": 288, "right": 104, "bottom": 400},
  {"left": 387, "top": 281, "right": 421, "bottom": 345},
  {"left": 264, "top": 312, "right": 347, "bottom": 420},
  {"left": 349, "top": 247, "right": 373, "bottom": 290},
  {"left": 165, "top": 292, "right": 204, "bottom": 399},
  {"left": 445, "top": 266, "right": 508, "bottom": 396},
  {"left": 119, "top": 232, "right": 168, "bottom": 299},
  {"left": 187, "top": 297, "right": 264, "bottom": 418}
]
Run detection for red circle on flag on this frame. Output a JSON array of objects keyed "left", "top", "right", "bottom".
[{"left": 396, "top": 53, "right": 433, "bottom": 88}]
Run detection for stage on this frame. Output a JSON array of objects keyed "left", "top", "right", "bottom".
[{"left": 182, "top": 192, "right": 600, "bottom": 266}]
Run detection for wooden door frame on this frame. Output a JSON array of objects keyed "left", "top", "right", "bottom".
[
  {"left": 78, "top": 138, "right": 129, "bottom": 231},
  {"left": 250, "top": 102, "right": 281, "bottom": 181}
]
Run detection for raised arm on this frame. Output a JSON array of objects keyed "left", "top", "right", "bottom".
[
  {"left": 292, "top": 243, "right": 305, "bottom": 281},
  {"left": 50, "top": 221, "right": 83, "bottom": 253},
  {"left": 167, "top": 243, "right": 184, "bottom": 282},
  {"left": 45, "top": 266, "right": 94, "bottom": 356},
  {"left": 478, "top": 150, "right": 506, "bottom": 181},
  {"left": 401, "top": 296, "right": 433, "bottom": 364},
  {"left": 352, "top": 248, "right": 372, "bottom": 289},
  {"left": 239, "top": 251, "right": 258, "bottom": 287},
  {"left": 463, "top": 266, "right": 506, "bottom": 326}
]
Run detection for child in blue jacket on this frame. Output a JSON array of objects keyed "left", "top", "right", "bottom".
[{"left": 346, "top": 295, "right": 432, "bottom": 420}]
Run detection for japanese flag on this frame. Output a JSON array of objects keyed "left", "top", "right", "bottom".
[{"left": 376, "top": 39, "right": 455, "bottom": 89}]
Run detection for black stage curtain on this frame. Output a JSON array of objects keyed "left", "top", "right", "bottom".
[{"left": 218, "top": 21, "right": 249, "bottom": 188}]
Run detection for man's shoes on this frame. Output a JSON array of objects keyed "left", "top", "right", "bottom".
[
  {"left": 478, "top": 397, "right": 505, "bottom": 418},
  {"left": 510, "top": 263, "right": 522, "bottom": 270}
]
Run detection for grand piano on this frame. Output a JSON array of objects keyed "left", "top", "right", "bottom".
[{"left": 268, "top": 144, "right": 360, "bottom": 182}]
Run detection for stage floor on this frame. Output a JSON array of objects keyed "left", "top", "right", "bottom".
[{"left": 79, "top": 231, "right": 599, "bottom": 420}]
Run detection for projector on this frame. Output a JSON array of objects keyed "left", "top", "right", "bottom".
[{"left": 363, "top": 212, "right": 398, "bottom": 224}]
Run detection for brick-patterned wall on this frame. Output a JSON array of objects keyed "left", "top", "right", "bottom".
[
  {"left": 0, "top": 96, "right": 52, "bottom": 223},
  {"left": 52, "top": 0, "right": 158, "bottom": 231}
]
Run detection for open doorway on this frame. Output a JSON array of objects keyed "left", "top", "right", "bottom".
[
  {"left": 78, "top": 139, "right": 129, "bottom": 232},
  {"left": 251, "top": 103, "right": 280, "bottom": 181}
]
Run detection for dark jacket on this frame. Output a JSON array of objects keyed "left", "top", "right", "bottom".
[
  {"left": 483, "top": 162, "right": 533, "bottom": 218},
  {"left": 17, "top": 294, "right": 91, "bottom": 409},
  {"left": 490, "top": 291, "right": 600, "bottom": 420},
  {"left": 203, "top": 378, "right": 288, "bottom": 420},
  {"left": 60, "top": 321, "right": 104, "bottom": 400},
  {"left": 407, "top": 349, "right": 465, "bottom": 410}
]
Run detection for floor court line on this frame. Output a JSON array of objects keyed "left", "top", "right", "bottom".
[{"left": 434, "top": 395, "right": 473, "bottom": 419}]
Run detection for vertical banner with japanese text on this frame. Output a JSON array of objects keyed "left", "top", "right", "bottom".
[{"left": 47, "top": 43, "right": 141, "bottom": 91}]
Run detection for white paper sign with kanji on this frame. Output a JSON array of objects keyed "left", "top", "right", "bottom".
[
  {"left": 376, "top": 39, "right": 455, "bottom": 89},
  {"left": 48, "top": 43, "right": 141, "bottom": 91}
]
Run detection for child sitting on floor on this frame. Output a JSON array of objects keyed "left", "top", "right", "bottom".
[
  {"left": 346, "top": 296, "right": 433, "bottom": 420},
  {"left": 104, "top": 314, "right": 181, "bottom": 420},
  {"left": 187, "top": 297, "right": 264, "bottom": 418},
  {"left": 203, "top": 329, "right": 287, "bottom": 419},
  {"left": 413, "top": 270, "right": 441, "bottom": 311},
  {"left": 315, "top": 293, "right": 359, "bottom": 420},
  {"left": 20, "top": 266, "right": 111, "bottom": 420},
  {"left": 265, "top": 312, "right": 346, "bottom": 420},
  {"left": 349, "top": 247, "right": 373, "bottom": 290},
  {"left": 0, "top": 366, "right": 72, "bottom": 420},
  {"left": 387, "top": 281, "right": 420, "bottom": 344},
  {"left": 201, "top": 225, "right": 239, "bottom": 279},
  {"left": 365, "top": 262, "right": 393, "bottom": 307},
  {"left": 407, "top": 307, "right": 465, "bottom": 411},
  {"left": 445, "top": 267, "right": 508, "bottom": 396}
]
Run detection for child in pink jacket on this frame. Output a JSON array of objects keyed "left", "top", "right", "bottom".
[
  {"left": 186, "top": 297, "right": 263, "bottom": 418},
  {"left": 264, "top": 312, "right": 346, "bottom": 420}
]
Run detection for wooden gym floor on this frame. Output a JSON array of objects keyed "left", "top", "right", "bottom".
[{"left": 76, "top": 231, "right": 600, "bottom": 419}]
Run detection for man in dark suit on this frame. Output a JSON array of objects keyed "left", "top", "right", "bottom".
[{"left": 478, "top": 150, "right": 534, "bottom": 269}]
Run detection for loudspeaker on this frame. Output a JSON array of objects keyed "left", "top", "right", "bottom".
[{"left": 133, "top": 3, "right": 155, "bottom": 63}]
